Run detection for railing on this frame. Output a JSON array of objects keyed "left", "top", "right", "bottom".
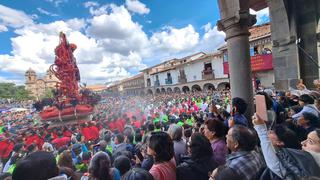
[
  {"left": 154, "top": 80, "right": 160, "bottom": 87},
  {"left": 178, "top": 76, "right": 187, "bottom": 84},
  {"left": 165, "top": 78, "right": 173, "bottom": 84},
  {"left": 202, "top": 69, "right": 215, "bottom": 80}
]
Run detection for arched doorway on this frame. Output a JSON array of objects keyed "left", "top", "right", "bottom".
[
  {"left": 203, "top": 83, "right": 215, "bottom": 92},
  {"left": 182, "top": 86, "right": 190, "bottom": 93},
  {"left": 147, "top": 89, "right": 153, "bottom": 95},
  {"left": 167, "top": 87, "right": 173, "bottom": 93},
  {"left": 217, "top": 82, "right": 230, "bottom": 91},
  {"left": 174, "top": 87, "right": 181, "bottom": 93},
  {"left": 161, "top": 88, "right": 166, "bottom": 93},
  {"left": 191, "top": 84, "right": 201, "bottom": 92},
  {"left": 156, "top": 88, "right": 160, "bottom": 94}
]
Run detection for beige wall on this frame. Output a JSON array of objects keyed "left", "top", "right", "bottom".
[{"left": 255, "top": 70, "right": 274, "bottom": 88}]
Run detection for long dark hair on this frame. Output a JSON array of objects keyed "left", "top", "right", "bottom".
[
  {"left": 148, "top": 131, "right": 174, "bottom": 163},
  {"left": 189, "top": 132, "right": 213, "bottom": 161},
  {"left": 89, "top": 152, "right": 112, "bottom": 180}
]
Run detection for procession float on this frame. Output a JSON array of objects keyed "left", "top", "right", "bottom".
[{"left": 36, "top": 32, "right": 100, "bottom": 126}]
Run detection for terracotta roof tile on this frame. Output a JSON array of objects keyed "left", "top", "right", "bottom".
[{"left": 249, "top": 23, "right": 271, "bottom": 41}]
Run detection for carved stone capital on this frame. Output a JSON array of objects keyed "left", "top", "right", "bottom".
[{"left": 217, "top": 11, "right": 256, "bottom": 40}]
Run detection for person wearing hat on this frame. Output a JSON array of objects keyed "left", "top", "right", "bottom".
[{"left": 292, "top": 94, "right": 320, "bottom": 121}]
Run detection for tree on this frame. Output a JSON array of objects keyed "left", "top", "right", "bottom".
[
  {"left": 0, "top": 83, "right": 33, "bottom": 100},
  {"left": 15, "top": 86, "right": 33, "bottom": 101},
  {"left": 40, "top": 88, "right": 54, "bottom": 99}
]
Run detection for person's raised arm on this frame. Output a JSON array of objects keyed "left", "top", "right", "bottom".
[{"left": 252, "top": 114, "right": 287, "bottom": 178}]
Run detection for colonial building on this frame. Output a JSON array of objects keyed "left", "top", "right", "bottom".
[
  {"left": 108, "top": 73, "right": 145, "bottom": 95},
  {"left": 120, "top": 73, "right": 145, "bottom": 95},
  {"left": 107, "top": 23, "right": 275, "bottom": 95},
  {"left": 25, "top": 68, "right": 59, "bottom": 99},
  {"left": 86, "top": 84, "right": 108, "bottom": 93},
  {"left": 142, "top": 52, "right": 230, "bottom": 94}
]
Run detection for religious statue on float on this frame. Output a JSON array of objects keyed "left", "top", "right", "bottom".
[{"left": 37, "top": 32, "right": 100, "bottom": 126}]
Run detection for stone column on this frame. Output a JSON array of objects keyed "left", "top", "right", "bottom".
[{"left": 217, "top": 0, "right": 256, "bottom": 120}]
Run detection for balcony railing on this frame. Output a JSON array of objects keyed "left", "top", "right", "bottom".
[
  {"left": 165, "top": 78, "right": 173, "bottom": 84},
  {"left": 178, "top": 75, "right": 187, "bottom": 84},
  {"left": 154, "top": 80, "right": 160, "bottom": 87},
  {"left": 202, "top": 69, "right": 215, "bottom": 80}
]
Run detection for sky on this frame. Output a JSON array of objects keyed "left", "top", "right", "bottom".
[{"left": 0, "top": 0, "right": 270, "bottom": 85}]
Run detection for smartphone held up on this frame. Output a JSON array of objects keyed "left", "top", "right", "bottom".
[{"left": 255, "top": 95, "right": 268, "bottom": 122}]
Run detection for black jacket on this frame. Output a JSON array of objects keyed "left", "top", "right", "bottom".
[
  {"left": 259, "top": 148, "right": 320, "bottom": 180},
  {"left": 177, "top": 156, "right": 218, "bottom": 180}
]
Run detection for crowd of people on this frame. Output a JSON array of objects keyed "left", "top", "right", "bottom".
[{"left": 0, "top": 85, "right": 320, "bottom": 180}]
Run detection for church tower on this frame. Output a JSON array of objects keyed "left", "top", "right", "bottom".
[
  {"left": 25, "top": 68, "right": 37, "bottom": 83},
  {"left": 25, "top": 68, "right": 37, "bottom": 97}
]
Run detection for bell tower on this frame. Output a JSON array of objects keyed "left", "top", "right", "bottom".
[{"left": 25, "top": 68, "right": 37, "bottom": 83}]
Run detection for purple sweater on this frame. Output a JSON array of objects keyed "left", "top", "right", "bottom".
[{"left": 211, "top": 138, "right": 228, "bottom": 165}]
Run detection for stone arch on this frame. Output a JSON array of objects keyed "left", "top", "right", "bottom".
[
  {"left": 217, "top": 82, "right": 230, "bottom": 91},
  {"left": 203, "top": 83, "right": 215, "bottom": 92},
  {"left": 161, "top": 88, "right": 166, "bottom": 93},
  {"left": 182, "top": 86, "right": 190, "bottom": 93},
  {"left": 191, "top": 84, "right": 201, "bottom": 92},
  {"left": 167, "top": 87, "right": 173, "bottom": 93},
  {"left": 174, "top": 87, "right": 181, "bottom": 93},
  {"left": 147, "top": 89, "right": 153, "bottom": 95},
  {"left": 156, "top": 88, "right": 160, "bottom": 94}
]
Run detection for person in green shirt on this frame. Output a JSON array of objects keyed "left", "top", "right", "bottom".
[
  {"left": 185, "top": 117, "right": 194, "bottom": 126},
  {"left": 161, "top": 114, "right": 169, "bottom": 123},
  {"left": 196, "top": 99, "right": 203, "bottom": 108},
  {"left": 153, "top": 117, "right": 160, "bottom": 123},
  {"left": 0, "top": 125, "right": 4, "bottom": 134}
]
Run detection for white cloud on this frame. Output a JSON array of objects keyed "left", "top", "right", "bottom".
[
  {"left": 37, "top": 7, "right": 58, "bottom": 17},
  {"left": 0, "top": 24, "right": 8, "bottom": 32},
  {"left": 0, "top": 76, "right": 24, "bottom": 85},
  {"left": 197, "top": 23, "right": 225, "bottom": 52},
  {"left": 250, "top": 7, "right": 269, "bottom": 25},
  {"left": 46, "top": 0, "right": 68, "bottom": 7},
  {"left": 66, "top": 18, "right": 86, "bottom": 31},
  {"left": 0, "top": 4, "right": 34, "bottom": 30},
  {"left": 86, "top": 5, "right": 149, "bottom": 56},
  {"left": 150, "top": 24, "right": 200, "bottom": 53},
  {"left": 125, "top": 0, "right": 150, "bottom": 15},
  {"left": 86, "top": 4, "right": 112, "bottom": 16},
  {"left": 83, "top": 1, "right": 99, "bottom": 8}
]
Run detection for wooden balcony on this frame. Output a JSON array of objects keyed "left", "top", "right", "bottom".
[
  {"left": 178, "top": 76, "right": 187, "bottom": 84},
  {"left": 202, "top": 69, "right": 215, "bottom": 80}
]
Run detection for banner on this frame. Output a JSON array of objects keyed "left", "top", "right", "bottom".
[{"left": 223, "top": 54, "right": 273, "bottom": 74}]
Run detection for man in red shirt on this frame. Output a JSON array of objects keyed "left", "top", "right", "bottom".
[
  {"left": 81, "top": 124, "right": 93, "bottom": 141},
  {"left": 0, "top": 138, "right": 14, "bottom": 162},
  {"left": 88, "top": 123, "right": 99, "bottom": 142},
  {"left": 51, "top": 131, "right": 70, "bottom": 149}
]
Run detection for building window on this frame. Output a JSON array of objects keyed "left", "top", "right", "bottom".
[
  {"left": 223, "top": 53, "right": 228, "bottom": 62},
  {"left": 204, "top": 62, "right": 212, "bottom": 72},
  {"left": 147, "top": 78, "right": 151, "bottom": 87}
]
